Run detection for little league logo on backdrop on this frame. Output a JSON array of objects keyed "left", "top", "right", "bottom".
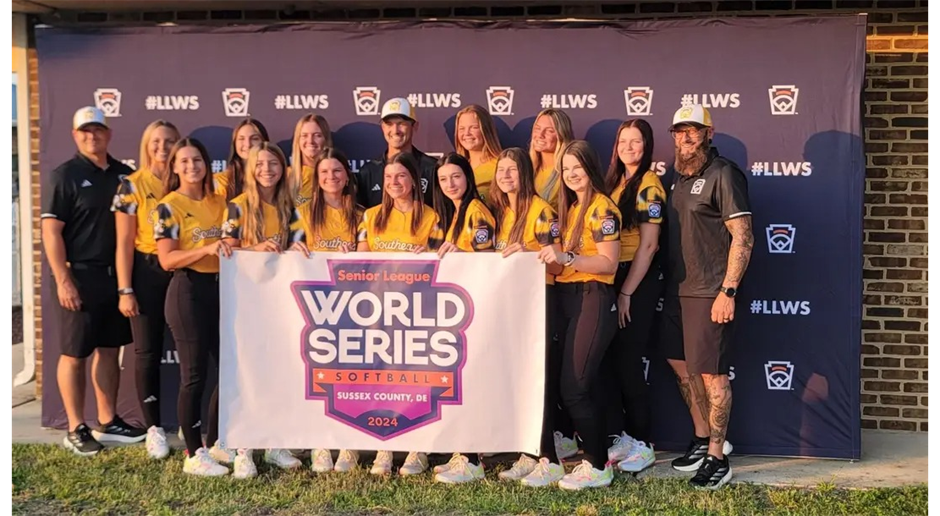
[{"left": 291, "top": 260, "right": 472, "bottom": 439}]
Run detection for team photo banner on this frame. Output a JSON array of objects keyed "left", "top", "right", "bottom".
[{"left": 218, "top": 251, "right": 546, "bottom": 453}]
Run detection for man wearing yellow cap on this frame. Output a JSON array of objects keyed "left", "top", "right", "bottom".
[
  {"left": 355, "top": 97, "right": 437, "bottom": 208},
  {"left": 660, "top": 104, "right": 752, "bottom": 490}
]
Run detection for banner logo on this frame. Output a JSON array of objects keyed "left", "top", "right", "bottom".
[
  {"left": 353, "top": 87, "right": 382, "bottom": 116},
  {"left": 769, "top": 85, "right": 799, "bottom": 115},
  {"left": 750, "top": 300, "right": 812, "bottom": 316},
  {"left": 275, "top": 94, "right": 330, "bottom": 110},
  {"left": 486, "top": 86, "right": 515, "bottom": 116},
  {"left": 222, "top": 88, "right": 250, "bottom": 117},
  {"left": 765, "top": 361, "right": 795, "bottom": 390},
  {"left": 407, "top": 93, "right": 461, "bottom": 109},
  {"left": 680, "top": 93, "right": 741, "bottom": 109},
  {"left": 624, "top": 87, "right": 654, "bottom": 116},
  {"left": 540, "top": 93, "right": 597, "bottom": 110},
  {"left": 766, "top": 224, "right": 796, "bottom": 254},
  {"left": 146, "top": 95, "right": 200, "bottom": 111},
  {"left": 94, "top": 88, "right": 122, "bottom": 117},
  {"left": 292, "top": 260, "right": 473, "bottom": 439},
  {"left": 641, "top": 356, "right": 650, "bottom": 384}
]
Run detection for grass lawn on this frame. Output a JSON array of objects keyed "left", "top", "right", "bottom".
[{"left": 12, "top": 444, "right": 927, "bottom": 516}]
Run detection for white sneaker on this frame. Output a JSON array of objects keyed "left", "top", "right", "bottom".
[
  {"left": 311, "top": 449, "right": 334, "bottom": 473},
  {"left": 264, "top": 448, "right": 301, "bottom": 470},
  {"left": 371, "top": 450, "right": 394, "bottom": 475},
  {"left": 177, "top": 427, "right": 184, "bottom": 442},
  {"left": 183, "top": 447, "right": 230, "bottom": 477},
  {"left": 554, "top": 431, "right": 579, "bottom": 460},
  {"left": 434, "top": 452, "right": 463, "bottom": 474},
  {"left": 334, "top": 449, "right": 359, "bottom": 472},
  {"left": 498, "top": 454, "right": 538, "bottom": 481},
  {"left": 607, "top": 432, "right": 636, "bottom": 462},
  {"left": 434, "top": 455, "right": 484, "bottom": 484},
  {"left": 208, "top": 441, "right": 236, "bottom": 465},
  {"left": 146, "top": 426, "right": 169, "bottom": 460},
  {"left": 618, "top": 441, "right": 655, "bottom": 473},
  {"left": 520, "top": 457, "right": 565, "bottom": 487},
  {"left": 399, "top": 451, "right": 429, "bottom": 476},
  {"left": 233, "top": 449, "right": 257, "bottom": 479},
  {"left": 558, "top": 460, "right": 614, "bottom": 490}
]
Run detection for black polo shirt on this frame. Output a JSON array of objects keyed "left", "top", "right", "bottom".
[
  {"left": 41, "top": 153, "right": 134, "bottom": 268},
  {"left": 355, "top": 147, "right": 437, "bottom": 208},
  {"left": 666, "top": 147, "right": 752, "bottom": 298}
]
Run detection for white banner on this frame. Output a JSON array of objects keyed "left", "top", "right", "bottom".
[{"left": 219, "top": 251, "right": 546, "bottom": 454}]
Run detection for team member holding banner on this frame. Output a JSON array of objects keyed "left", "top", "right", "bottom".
[
  {"left": 453, "top": 105, "right": 503, "bottom": 202},
  {"left": 356, "top": 152, "right": 443, "bottom": 476},
  {"left": 214, "top": 118, "right": 270, "bottom": 201},
  {"left": 289, "top": 113, "right": 332, "bottom": 205},
  {"left": 426, "top": 152, "right": 494, "bottom": 484},
  {"left": 112, "top": 120, "right": 181, "bottom": 460},
  {"left": 154, "top": 138, "right": 231, "bottom": 477},
  {"left": 601, "top": 119, "right": 664, "bottom": 473},
  {"left": 662, "top": 105, "right": 752, "bottom": 490},
  {"left": 487, "top": 147, "right": 568, "bottom": 487},
  {"left": 219, "top": 142, "right": 304, "bottom": 478},
  {"left": 538, "top": 140, "right": 621, "bottom": 490},
  {"left": 529, "top": 108, "right": 574, "bottom": 211},
  {"left": 289, "top": 147, "right": 365, "bottom": 473}
]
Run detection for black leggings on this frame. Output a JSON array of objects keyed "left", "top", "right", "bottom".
[
  {"left": 555, "top": 281, "right": 618, "bottom": 470},
  {"left": 165, "top": 269, "right": 220, "bottom": 456},
  {"left": 603, "top": 260, "right": 662, "bottom": 444},
  {"left": 129, "top": 251, "right": 172, "bottom": 429}
]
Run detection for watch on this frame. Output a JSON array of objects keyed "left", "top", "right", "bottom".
[
  {"left": 720, "top": 286, "right": 737, "bottom": 298},
  {"left": 118, "top": 287, "right": 135, "bottom": 296},
  {"left": 562, "top": 252, "right": 576, "bottom": 267}
]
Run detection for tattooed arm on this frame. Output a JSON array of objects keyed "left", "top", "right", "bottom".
[{"left": 721, "top": 215, "right": 753, "bottom": 288}]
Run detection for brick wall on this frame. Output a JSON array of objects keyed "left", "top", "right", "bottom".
[
  {"left": 28, "top": 41, "right": 42, "bottom": 396},
  {"left": 26, "top": 0, "right": 928, "bottom": 430}
]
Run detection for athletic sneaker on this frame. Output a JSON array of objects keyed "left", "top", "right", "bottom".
[
  {"left": 689, "top": 454, "right": 732, "bottom": 490},
  {"left": 554, "top": 431, "right": 579, "bottom": 460},
  {"left": 498, "top": 454, "right": 538, "bottom": 481},
  {"left": 209, "top": 441, "right": 237, "bottom": 465},
  {"left": 399, "top": 451, "right": 429, "bottom": 476},
  {"left": 91, "top": 416, "right": 146, "bottom": 443},
  {"left": 264, "top": 448, "right": 301, "bottom": 469},
  {"left": 145, "top": 426, "right": 170, "bottom": 460},
  {"left": 434, "top": 452, "right": 463, "bottom": 474},
  {"left": 334, "top": 449, "right": 359, "bottom": 472},
  {"left": 671, "top": 437, "right": 733, "bottom": 472},
  {"left": 557, "top": 460, "right": 614, "bottom": 490},
  {"left": 233, "top": 449, "right": 257, "bottom": 479},
  {"left": 183, "top": 447, "right": 230, "bottom": 477},
  {"left": 520, "top": 458, "right": 565, "bottom": 487},
  {"left": 617, "top": 441, "right": 655, "bottom": 472},
  {"left": 607, "top": 432, "right": 637, "bottom": 462},
  {"left": 311, "top": 449, "right": 334, "bottom": 472},
  {"left": 371, "top": 450, "right": 394, "bottom": 475},
  {"left": 434, "top": 455, "right": 484, "bottom": 484},
  {"left": 63, "top": 424, "right": 104, "bottom": 456}
]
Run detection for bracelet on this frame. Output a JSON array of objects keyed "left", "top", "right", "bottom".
[{"left": 619, "top": 292, "right": 631, "bottom": 297}]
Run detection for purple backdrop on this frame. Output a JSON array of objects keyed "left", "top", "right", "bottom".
[{"left": 37, "top": 16, "right": 865, "bottom": 459}]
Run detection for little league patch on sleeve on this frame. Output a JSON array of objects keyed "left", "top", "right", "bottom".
[
  {"left": 601, "top": 217, "right": 617, "bottom": 235},
  {"left": 648, "top": 202, "right": 662, "bottom": 218},
  {"left": 474, "top": 227, "right": 489, "bottom": 244},
  {"left": 550, "top": 221, "right": 561, "bottom": 238}
]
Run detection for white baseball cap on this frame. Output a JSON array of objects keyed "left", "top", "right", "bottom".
[
  {"left": 380, "top": 97, "right": 416, "bottom": 122},
  {"left": 73, "top": 106, "right": 108, "bottom": 130},
  {"left": 670, "top": 104, "right": 713, "bottom": 130}
]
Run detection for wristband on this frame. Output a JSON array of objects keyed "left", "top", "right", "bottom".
[{"left": 118, "top": 287, "right": 135, "bottom": 296}]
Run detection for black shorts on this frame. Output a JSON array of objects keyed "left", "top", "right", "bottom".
[
  {"left": 51, "top": 265, "right": 132, "bottom": 359},
  {"left": 676, "top": 297, "right": 734, "bottom": 375},
  {"left": 658, "top": 295, "right": 686, "bottom": 362}
]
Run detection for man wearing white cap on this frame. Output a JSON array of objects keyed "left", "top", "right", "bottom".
[
  {"left": 355, "top": 97, "right": 437, "bottom": 208},
  {"left": 660, "top": 104, "right": 752, "bottom": 489},
  {"left": 41, "top": 106, "right": 144, "bottom": 456}
]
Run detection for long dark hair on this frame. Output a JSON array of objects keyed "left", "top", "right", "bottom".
[
  {"left": 375, "top": 152, "right": 426, "bottom": 235},
  {"left": 557, "top": 140, "right": 607, "bottom": 253},
  {"left": 165, "top": 138, "right": 214, "bottom": 196},
  {"left": 309, "top": 147, "right": 361, "bottom": 238},
  {"left": 490, "top": 148, "right": 537, "bottom": 246},
  {"left": 433, "top": 153, "right": 482, "bottom": 244},
  {"left": 604, "top": 119, "right": 654, "bottom": 230},
  {"left": 225, "top": 118, "right": 270, "bottom": 201}
]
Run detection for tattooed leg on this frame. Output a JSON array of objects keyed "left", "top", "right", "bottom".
[
  {"left": 702, "top": 373, "right": 732, "bottom": 458},
  {"left": 668, "top": 359, "right": 710, "bottom": 438}
]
